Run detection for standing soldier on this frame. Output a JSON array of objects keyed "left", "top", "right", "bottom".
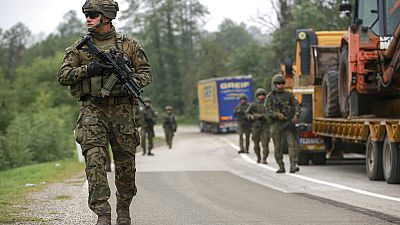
[
  {"left": 57, "top": 0, "right": 152, "bottom": 224},
  {"left": 265, "top": 74, "right": 301, "bottom": 173},
  {"left": 246, "top": 88, "right": 271, "bottom": 164},
  {"left": 233, "top": 94, "right": 251, "bottom": 154},
  {"left": 141, "top": 98, "right": 157, "bottom": 156},
  {"left": 162, "top": 106, "right": 177, "bottom": 149}
]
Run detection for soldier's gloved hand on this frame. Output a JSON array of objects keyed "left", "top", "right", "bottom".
[
  {"left": 275, "top": 113, "right": 287, "bottom": 120},
  {"left": 248, "top": 114, "right": 255, "bottom": 121},
  {"left": 291, "top": 115, "right": 299, "bottom": 124},
  {"left": 87, "top": 62, "right": 113, "bottom": 77}
]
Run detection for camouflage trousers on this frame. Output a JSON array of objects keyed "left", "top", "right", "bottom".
[
  {"left": 271, "top": 122, "right": 298, "bottom": 167},
  {"left": 163, "top": 128, "right": 174, "bottom": 148},
  {"left": 237, "top": 122, "right": 251, "bottom": 152},
  {"left": 251, "top": 123, "right": 271, "bottom": 161},
  {"left": 74, "top": 101, "right": 139, "bottom": 216},
  {"left": 140, "top": 126, "right": 154, "bottom": 153}
]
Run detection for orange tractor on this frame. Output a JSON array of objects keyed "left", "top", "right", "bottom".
[{"left": 323, "top": 0, "right": 400, "bottom": 118}]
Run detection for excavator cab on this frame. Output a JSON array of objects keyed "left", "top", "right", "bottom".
[{"left": 325, "top": 0, "right": 400, "bottom": 118}]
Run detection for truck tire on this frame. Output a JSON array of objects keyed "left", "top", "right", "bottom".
[
  {"left": 322, "top": 70, "right": 340, "bottom": 117},
  {"left": 382, "top": 136, "right": 400, "bottom": 184},
  {"left": 311, "top": 152, "right": 327, "bottom": 165},
  {"left": 298, "top": 151, "right": 310, "bottom": 165},
  {"left": 338, "top": 46, "right": 349, "bottom": 117},
  {"left": 366, "top": 135, "right": 384, "bottom": 181}
]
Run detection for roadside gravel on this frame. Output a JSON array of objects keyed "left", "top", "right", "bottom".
[{"left": 19, "top": 172, "right": 96, "bottom": 225}]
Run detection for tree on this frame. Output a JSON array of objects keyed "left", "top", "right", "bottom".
[
  {"left": 56, "top": 10, "right": 85, "bottom": 38},
  {"left": 1, "top": 23, "right": 31, "bottom": 76}
]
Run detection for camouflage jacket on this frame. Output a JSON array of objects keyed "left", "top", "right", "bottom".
[
  {"left": 265, "top": 90, "right": 300, "bottom": 122},
  {"left": 246, "top": 99, "right": 269, "bottom": 126},
  {"left": 233, "top": 103, "right": 251, "bottom": 125},
  {"left": 143, "top": 105, "right": 157, "bottom": 128},
  {"left": 57, "top": 27, "right": 152, "bottom": 99},
  {"left": 162, "top": 113, "right": 177, "bottom": 131}
]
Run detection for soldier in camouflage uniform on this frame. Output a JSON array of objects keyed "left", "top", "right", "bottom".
[
  {"left": 141, "top": 98, "right": 157, "bottom": 155},
  {"left": 233, "top": 94, "right": 251, "bottom": 154},
  {"left": 246, "top": 88, "right": 271, "bottom": 164},
  {"left": 265, "top": 74, "right": 301, "bottom": 173},
  {"left": 162, "top": 106, "right": 177, "bottom": 149},
  {"left": 57, "top": 0, "right": 152, "bottom": 224}
]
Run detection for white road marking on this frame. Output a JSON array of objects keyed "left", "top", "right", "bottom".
[{"left": 221, "top": 137, "right": 400, "bottom": 203}]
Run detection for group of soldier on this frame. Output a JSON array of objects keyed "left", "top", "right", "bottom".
[
  {"left": 135, "top": 98, "right": 178, "bottom": 156},
  {"left": 234, "top": 74, "right": 301, "bottom": 174}
]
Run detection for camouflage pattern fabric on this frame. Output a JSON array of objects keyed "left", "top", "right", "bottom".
[
  {"left": 141, "top": 105, "right": 157, "bottom": 154},
  {"left": 58, "top": 27, "right": 152, "bottom": 216},
  {"left": 265, "top": 90, "right": 301, "bottom": 168},
  {"left": 246, "top": 99, "right": 271, "bottom": 162},
  {"left": 233, "top": 102, "right": 251, "bottom": 152},
  {"left": 162, "top": 112, "right": 177, "bottom": 149}
]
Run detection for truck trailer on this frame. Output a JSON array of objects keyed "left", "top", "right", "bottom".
[
  {"left": 197, "top": 75, "right": 253, "bottom": 133},
  {"left": 308, "top": 0, "right": 400, "bottom": 184}
]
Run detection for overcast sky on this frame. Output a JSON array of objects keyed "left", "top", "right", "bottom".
[{"left": 0, "top": 0, "right": 269, "bottom": 35}]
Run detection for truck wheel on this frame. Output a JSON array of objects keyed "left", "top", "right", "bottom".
[
  {"left": 322, "top": 70, "right": 340, "bottom": 117},
  {"left": 311, "top": 152, "right": 327, "bottom": 165},
  {"left": 366, "top": 135, "right": 384, "bottom": 181},
  {"left": 298, "top": 151, "right": 309, "bottom": 165},
  {"left": 382, "top": 136, "right": 400, "bottom": 184},
  {"left": 338, "top": 46, "right": 349, "bottom": 117}
]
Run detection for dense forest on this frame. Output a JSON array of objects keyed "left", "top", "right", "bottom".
[{"left": 0, "top": 0, "right": 347, "bottom": 170}]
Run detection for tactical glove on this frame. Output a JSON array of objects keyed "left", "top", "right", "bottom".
[
  {"left": 275, "top": 113, "right": 287, "bottom": 121},
  {"left": 87, "top": 61, "right": 113, "bottom": 77}
]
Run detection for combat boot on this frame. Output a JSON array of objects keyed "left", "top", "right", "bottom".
[
  {"left": 116, "top": 208, "right": 131, "bottom": 225},
  {"left": 142, "top": 150, "right": 146, "bottom": 156},
  {"left": 290, "top": 164, "right": 300, "bottom": 173},
  {"left": 238, "top": 149, "right": 245, "bottom": 154},
  {"left": 117, "top": 208, "right": 131, "bottom": 225},
  {"left": 276, "top": 165, "right": 285, "bottom": 173},
  {"left": 96, "top": 213, "right": 111, "bottom": 225},
  {"left": 147, "top": 152, "right": 154, "bottom": 156}
]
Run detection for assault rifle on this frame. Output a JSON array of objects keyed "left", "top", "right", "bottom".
[{"left": 76, "top": 35, "right": 145, "bottom": 104}]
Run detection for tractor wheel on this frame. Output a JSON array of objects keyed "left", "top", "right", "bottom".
[
  {"left": 322, "top": 70, "right": 340, "bottom": 117},
  {"left": 366, "top": 135, "right": 384, "bottom": 181},
  {"left": 382, "top": 136, "right": 400, "bottom": 184}
]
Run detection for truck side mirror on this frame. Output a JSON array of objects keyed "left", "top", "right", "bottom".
[{"left": 339, "top": 3, "right": 352, "bottom": 12}]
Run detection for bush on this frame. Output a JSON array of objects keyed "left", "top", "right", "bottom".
[{"left": 2, "top": 106, "right": 75, "bottom": 169}]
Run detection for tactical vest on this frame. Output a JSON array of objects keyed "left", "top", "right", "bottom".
[{"left": 69, "top": 33, "right": 128, "bottom": 99}]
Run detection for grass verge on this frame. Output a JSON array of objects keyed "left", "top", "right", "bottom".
[{"left": 0, "top": 159, "right": 84, "bottom": 223}]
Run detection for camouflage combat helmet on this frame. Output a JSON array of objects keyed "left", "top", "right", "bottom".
[
  {"left": 272, "top": 74, "right": 286, "bottom": 84},
  {"left": 255, "top": 88, "right": 267, "bottom": 96},
  {"left": 239, "top": 94, "right": 248, "bottom": 100},
  {"left": 143, "top": 97, "right": 151, "bottom": 103},
  {"left": 165, "top": 106, "right": 173, "bottom": 111},
  {"left": 82, "top": 0, "right": 119, "bottom": 19}
]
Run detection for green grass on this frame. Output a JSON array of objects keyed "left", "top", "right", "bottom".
[{"left": 0, "top": 159, "right": 84, "bottom": 223}]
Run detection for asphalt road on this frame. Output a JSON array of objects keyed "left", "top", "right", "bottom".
[{"left": 102, "top": 126, "right": 400, "bottom": 225}]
